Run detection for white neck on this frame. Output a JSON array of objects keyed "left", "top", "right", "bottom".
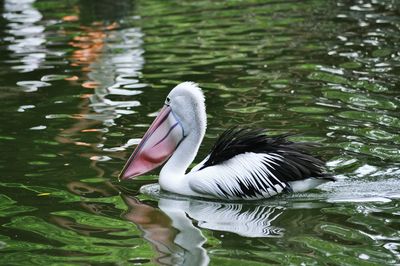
[{"left": 159, "top": 126, "right": 205, "bottom": 194}]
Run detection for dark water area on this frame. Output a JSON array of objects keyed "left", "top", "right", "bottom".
[{"left": 0, "top": 0, "right": 400, "bottom": 264}]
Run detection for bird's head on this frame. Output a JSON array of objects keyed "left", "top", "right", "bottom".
[{"left": 119, "top": 82, "right": 206, "bottom": 180}]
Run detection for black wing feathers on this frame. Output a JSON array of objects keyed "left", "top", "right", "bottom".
[{"left": 201, "top": 127, "right": 333, "bottom": 182}]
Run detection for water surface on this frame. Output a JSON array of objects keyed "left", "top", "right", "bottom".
[{"left": 0, "top": 0, "right": 400, "bottom": 264}]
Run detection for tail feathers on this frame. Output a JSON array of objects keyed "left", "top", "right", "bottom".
[
  {"left": 288, "top": 177, "right": 332, "bottom": 193},
  {"left": 318, "top": 173, "right": 337, "bottom": 182}
]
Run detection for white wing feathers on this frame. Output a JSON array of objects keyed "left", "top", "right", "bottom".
[{"left": 188, "top": 152, "right": 288, "bottom": 200}]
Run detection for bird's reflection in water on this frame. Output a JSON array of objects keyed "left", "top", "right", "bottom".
[
  {"left": 64, "top": 181, "right": 326, "bottom": 265},
  {"left": 121, "top": 185, "right": 289, "bottom": 266},
  {"left": 123, "top": 196, "right": 208, "bottom": 266},
  {"left": 188, "top": 201, "right": 284, "bottom": 238}
]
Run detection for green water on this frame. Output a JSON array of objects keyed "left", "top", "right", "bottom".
[{"left": 1, "top": 0, "right": 400, "bottom": 264}]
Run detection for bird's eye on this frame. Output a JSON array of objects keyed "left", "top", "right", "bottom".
[{"left": 165, "top": 97, "right": 171, "bottom": 104}]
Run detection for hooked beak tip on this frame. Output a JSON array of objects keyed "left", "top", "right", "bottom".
[{"left": 118, "top": 171, "right": 133, "bottom": 181}]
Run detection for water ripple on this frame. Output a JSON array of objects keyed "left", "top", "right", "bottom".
[{"left": 1, "top": 0, "right": 400, "bottom": 265}]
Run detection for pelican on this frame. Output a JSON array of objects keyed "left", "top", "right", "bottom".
[{"left": 119, "top": 82, "right": 335, "bottom": 200}]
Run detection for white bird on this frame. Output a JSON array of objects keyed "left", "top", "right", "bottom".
[{"left": 119, "top": 82, "right": 335, "bottom": 200}]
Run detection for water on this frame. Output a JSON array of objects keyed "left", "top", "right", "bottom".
[{"left": 0, "top": 0, "right": 400, "bottom": 264}]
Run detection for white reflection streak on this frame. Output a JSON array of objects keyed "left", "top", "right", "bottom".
[
  {"left": 3, "top": 0, "right": 46, "bottom": 72},
  {"left": 88, "top": 27, "right": 145, "bottom": 125}
]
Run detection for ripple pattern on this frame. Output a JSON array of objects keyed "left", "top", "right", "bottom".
[{"left": 0, "top": 0, "right": 399, "bottom": 265}]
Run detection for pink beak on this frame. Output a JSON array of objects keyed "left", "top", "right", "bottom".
[{"left": 119, "top": 105, "right": 185, "bottom": 180}]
